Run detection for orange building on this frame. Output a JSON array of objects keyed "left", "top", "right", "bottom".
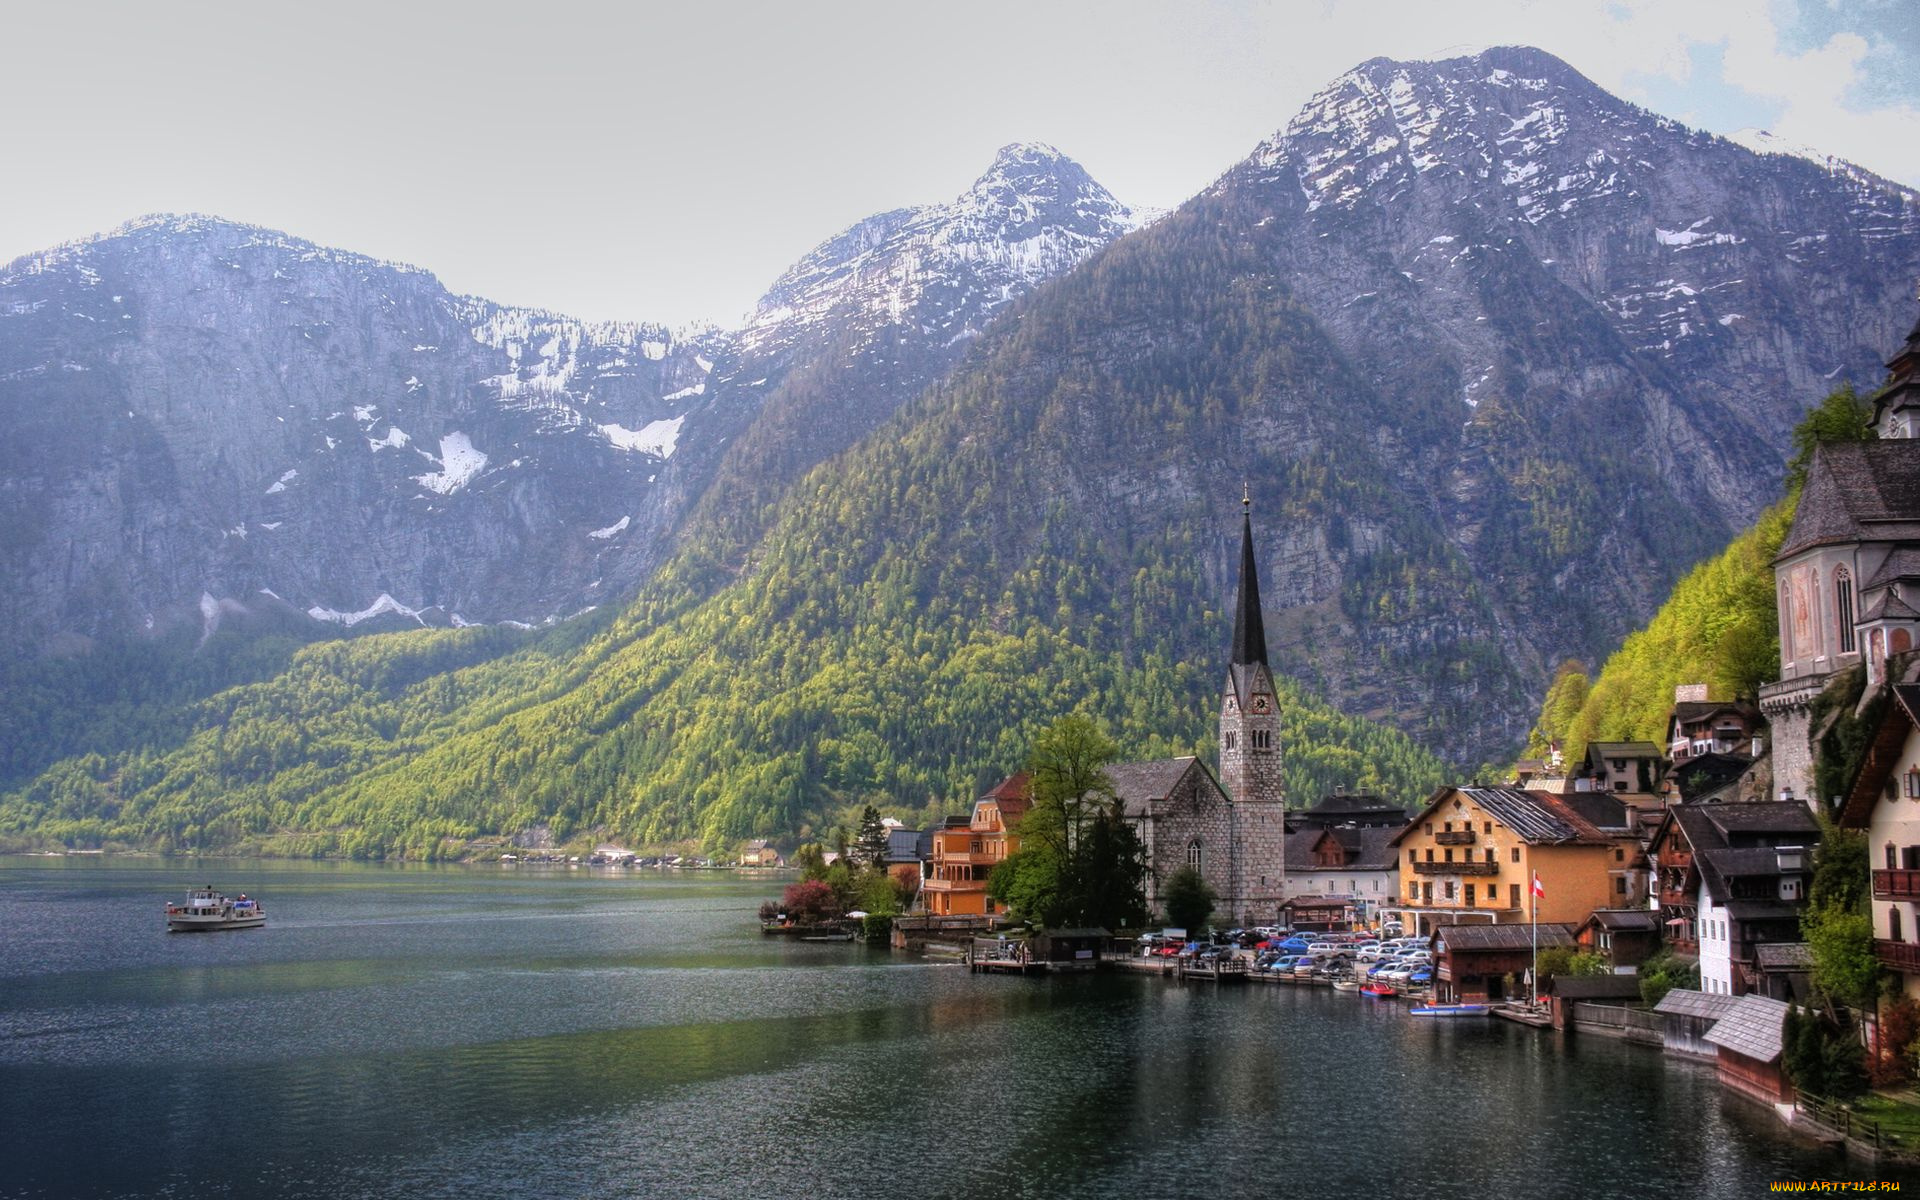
[
  {"left": 924, "top": 774, "right": 1031, "bottom": 917},
  {"left": 1387, "top": 786, "right": 1630, "bottom": 937}
]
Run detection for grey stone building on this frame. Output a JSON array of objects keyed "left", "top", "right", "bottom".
[
  {"left": 1109, "top": 500, "right": 1287, "bottom": 926},
  {"left": 1762, "top": 311, "right": 1920, "bottom": 806}
]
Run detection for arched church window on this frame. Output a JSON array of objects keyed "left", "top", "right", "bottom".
[
  {"left": 1186, "top": 840, "right": 1202, "bottom": 871},
  {"left": 1837, "top": 568, "right": 1856, "bottom": 653}
]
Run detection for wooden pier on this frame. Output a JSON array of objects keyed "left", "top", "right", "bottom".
[{"left": 965, "top": 937, "right": 1046, "bottom": 975}]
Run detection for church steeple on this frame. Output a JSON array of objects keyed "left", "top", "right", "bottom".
[{"left": 1230, "top": 490, "right": 1268, "bottom": 667}]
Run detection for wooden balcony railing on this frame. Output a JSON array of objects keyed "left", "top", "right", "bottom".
[
  {"left": 1434, "top": 831, "right": 1477, "bottom": 846},
  {"left": 1873, "top": 870, "right": 1920, "bottom": 900},
  {"left": 1411, "top": 860, "right": 1498, "bottom": 876},
  {"left": 1874, "top": 939, "right": 1920, "bottom": 974}
]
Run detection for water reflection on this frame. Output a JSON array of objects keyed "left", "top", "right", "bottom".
[{"left": 0, "top": 858, "right": 1890, "bottom": 1199}]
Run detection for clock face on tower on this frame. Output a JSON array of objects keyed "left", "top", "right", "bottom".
[{"left": 1251, "top": 695, "right": 1271, "bottom": 715}]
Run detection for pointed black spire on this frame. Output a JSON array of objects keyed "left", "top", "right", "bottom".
[{"left": 1230, "top": 489, "right": 1268, "bottom": 667}]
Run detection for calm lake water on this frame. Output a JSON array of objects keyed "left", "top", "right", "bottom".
[{"left": 0, "top": 856, "right": 1889, "bottom": 1198}]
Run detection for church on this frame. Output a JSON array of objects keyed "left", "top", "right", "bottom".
[{"left": 1108, "top": 496, "right": 1288, "bottom": 926}]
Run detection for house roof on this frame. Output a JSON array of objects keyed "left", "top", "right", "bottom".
[
  {"left": 1670, "top": 754, "right": 1761, "bottom": 803},
  {"left": 884, "top": 828, "right": 924, "bottom": 863},
  {"left": 1755, "top": 942, "right": 1814, "bottom": 971},
  {"left": 1282, "top": 894, "right": 1355, "bottom": 908},
  {"left": 1284, "top": 825, "right": 1400, "bottom": 872},
  {"left": 1300, "top": 790, "right": 1412, "bottom": 825},
  {"left": 1588, "top": 741, "right": 1663, "bottom": 758},
  {"left": 1669, "top": 700, "right": 1762, "bottom": 729},
  {"left": 1432, "top": 923, "right": 1576, "bottom": 953},
  {"left": 1703, "top": 994, "right": 1792, "bottom": 1063},
  {"left": 1777, "top": 440, "right": 1920, "bottom": 560},
  {"left": 1392, "top": 788, "right": 1611, "bottom": 847},
  {"left": 1546, "top": 975, "right": 1647, "bottom": 1000},
  {"left": 1722, "top": 900, "right": 1805, "bottom": 924},
  {"left": 1107, "top": 757, "right": 1216, "bottom": 819},
  {"left": 1843, "top": 684, "right": 1920, "bottom": 828},
  {"left": 1654, "top": 988, "right": 1739, "bottom": 1020},
  {"left": 1560, "top": 791, "right": 1631, "bottom": 831},
  {"left": 1860, "top": 587, "right": 1920, "bottom": 623},
  {"left": 982, "top": 773, "right": 1032, "bottom": 804},
  {"left": 1582, "top": 909, "right": 1662, "bottom": 933}
]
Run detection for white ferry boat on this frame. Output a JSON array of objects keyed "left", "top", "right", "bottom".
[{"left": 165, "top": 887, "right": 265, "bottom": 932}]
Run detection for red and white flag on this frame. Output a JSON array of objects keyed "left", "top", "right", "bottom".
[{"left": 1531, "top": 872, "right": 1545, "bottom": 897}]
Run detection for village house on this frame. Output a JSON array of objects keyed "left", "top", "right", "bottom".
[
  {"left": 1665, "top": 688, "right": 1765, "bottom": 765},
  {"left": 1287, "top": 790, "right": 1411, "bottom": 831},
  {"left": 1646, "top": 801, "right": 1819, "bottom": 995},
  {"left": 1387, "top": 786, "right": 1627, "bottom": 937},
  {"left": 923, "top": 774, "right": 1029, "bottom": 917},
  {"left": 1839, "top": 682, "right": 1920, "bottom": 1001},
  {"left": 884, "top": 826, "right": 929, "bottom": 894},
  {"left": 1762, "top": 312, "right": 1920, "bottom": 803},
  {"left": 738, "top": 839, "right": 784, "bottom": 868},
  {"left": 1575, "top": 908, "right": 1663, "bottom": 971},
  {"left": 1281, "top": 824, "right": 1399, "bottom": 928}
]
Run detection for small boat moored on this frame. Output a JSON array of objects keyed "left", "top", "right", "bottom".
[
  {"left": 1409, "top": 1003, "right": 1490, "bottom": 1017},
  {"left": 166, "top": 886, "right": 265, "bottom": 933}
]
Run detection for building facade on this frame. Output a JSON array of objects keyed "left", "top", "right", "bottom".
[
  {"left": 1839, "top": 683, "right": 1920, "bottom": 1001},
  {"left": 924, "top": 774, "right": 1029, "bottom": 917}
]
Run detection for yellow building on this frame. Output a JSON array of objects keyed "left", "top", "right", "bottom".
[
  {"left": 923, "top": 774, "right": 1030, "bottom": 917},
  {"left": 1386, "top": 786, "right": 1630, "bottom": 937}
]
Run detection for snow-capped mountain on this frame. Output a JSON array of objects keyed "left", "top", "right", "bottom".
[
  {"left": 0, "top": 145, "right": 1144, "bottom": 650},
  {"left": 0, "top": 214, "right": 722, "bottom": 646},
  {"left": 677, "top": 142, "right": 1151, "bottom": 557}
]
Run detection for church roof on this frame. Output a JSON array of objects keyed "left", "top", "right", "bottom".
[
  {"left": 1230, "top": 503, "right": 1268, "bottom": 668},
  {"left": 1860, "top": 546, "right": 1920, "bottom": 591},
  {"left": 1106, "top": 757, "right": 1213, "bottom": 819},
  {"left": 1860, "top": 586, "right": 1920, "bottom": 623},
  {"left": 1777, "top": 440, "right": 1920, "bottom": 560}
]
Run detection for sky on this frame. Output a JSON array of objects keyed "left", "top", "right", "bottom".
[{"left": 7, "top": 0, "right": 1917, "bottom": 329}]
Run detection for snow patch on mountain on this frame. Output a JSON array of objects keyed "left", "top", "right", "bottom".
[
  {"left": 307, "top": 593, "right": 430, "bottom": 628},
  {"left": 598, "top": 417, "right": 684, "bottom": 458},
  {"left": 413, "top": 432, "right": 488, "bottom": 494}
]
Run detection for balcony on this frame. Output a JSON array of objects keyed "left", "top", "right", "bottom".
[
  {"left": 1411, "top": 860, "right": 1498, "bottom": 876},
  {"left": 1434, "top": 831, "right": 1477, "bottom": 846},
  {"left": 1875, "top": 939, "right": 1920, "bottom": 974},
  {"left": 934, "top": 851, "right": 1005, "bottom": 867},
  {"left": 1874, "top": 869, "right": 1920, "bottom": 900}
]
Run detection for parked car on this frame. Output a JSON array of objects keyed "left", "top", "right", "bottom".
[{"left": 1408, "top": 967, "right": 1434, "bottom": 986}]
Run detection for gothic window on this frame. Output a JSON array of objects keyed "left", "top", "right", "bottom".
[
  {"left": 1224, "top": 732, "right": 1236, "bottom": 751},
  {"left": 1186, "top": 840, "right": 1202, "bottom": 871},
  {"left": 1837, "top": 568, "right": 1856, "bottom": 653}
]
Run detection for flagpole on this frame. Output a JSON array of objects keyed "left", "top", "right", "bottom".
[{"left": 1530, "top": 870, "right": 1539, "bottom": 1009}]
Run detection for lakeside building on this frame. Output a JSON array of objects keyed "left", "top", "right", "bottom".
[
  {"left": 1386, "top": 786, "right": 1628, "bottom": 936},
  {"left": 924, "top": 774, "right": 1030, "bottom": 917},
  {"left": 1645, "top": 801, "right": 1820, "bottom": 995},
  {"left": 1428, "top": 921, "right": 1575, "bottom": 1004},
  {"left": 1839, "top": 682, "right": 1920, "bottom": 1000},
  {"left": 1281, "top": 824, "right": 1399, "bottom": 928},
  {"left": 1575, "top": 908, "right": 1663, "bottom": 971},
  {"left": 1762, "top": 313, "right": 1920, "bottom": 805}
]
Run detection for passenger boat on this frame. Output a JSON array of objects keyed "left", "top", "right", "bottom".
[
  {"left": 1332, "top": 979, "right": 1359, "bottom": 992},
  {"left": 1409, "top": 1003, "right": 1490, "bottom": 1017},
  {"left": 165, "top": 887, "right": 265, "bottom": 932}
]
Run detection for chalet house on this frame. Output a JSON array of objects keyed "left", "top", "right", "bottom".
[
  {"left": 1703, "top": 993, "right": 1795, "bottom": 1107},
  {"left": 1581, "top": 741, "right": 1667, "bottom": 796},
  {"left": 1839, "top": 682, "right": 1920, "bottom": 1001},
  {"left": 1667, "top": 752, "right": 1766, "bottom": 804},
  {"left": 1282, "top": 824, "right": 1399, "bottom": 927},
  {"left": 1762, "top": 310, "right": 1920, "bottom": 802},
  {"left": 1646, "top": 801, "right": 1819, "bottom": 991},
  {"left": 1575, "top": 909, "right": 1663, "bottom": 971},
  {"left": 1429, "top": 921, "right": 1575, "bottom": 1004},
  {"left": 1665, "top": 691, "right": 1764, "bottom": 765},
  {"left": 1280, "top": 895, "right": 1358, "bottom": 931},
  {"left": 1387, "top": 787, "right": 1625, "bottom": 937},
  {"left": 738, "top": 839, "right": 784, "bottom": 868},
  {"left": 925, "top": 774, "right": 1030, "bottom": 917}
]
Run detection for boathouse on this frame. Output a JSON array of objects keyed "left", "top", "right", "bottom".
[
  {"left": 1653, "top": 987, "right": 1739, "bottom": 1061},
  {"left": 1703, "top": 993, "right": 1794, "bottom": 1106},
  {"left": 1575, "top": 908, "right": 1662, "bottom": 970},
  {"left": 1429, "top": 922, "right": 1575, "bottom": 1004}
]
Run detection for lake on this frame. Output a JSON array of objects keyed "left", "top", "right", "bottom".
[{"left": 0, "top": 857, "right": 1880, "bottom": 1197}]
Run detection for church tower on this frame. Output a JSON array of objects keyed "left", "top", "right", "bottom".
[{"left": 1220, "top": 493, "right": 1286, "bottom": 922}]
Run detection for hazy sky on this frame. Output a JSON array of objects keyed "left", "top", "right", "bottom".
[{"left": 8, "top": 0, "right": 1917, "bottom": 328}]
